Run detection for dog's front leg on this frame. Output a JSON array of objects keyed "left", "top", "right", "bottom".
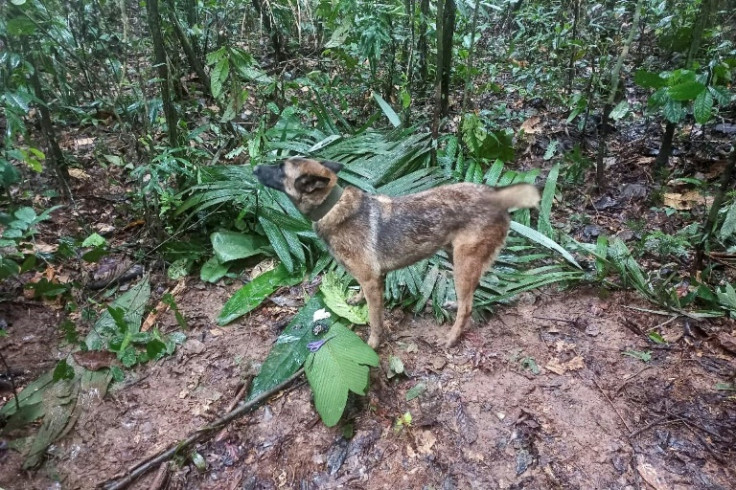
[{"left": 358, "top": 276, "right": 385, "bottom": 349}]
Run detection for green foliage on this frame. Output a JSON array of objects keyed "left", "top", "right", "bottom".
[
  {"left": 636, "top": 68, "right": 732, "bottom": 124},
  {"left": 85, "top": 277, "right": 186, "bottom": 368},
  {"left": 217, "top": 263, "right": 305, "bottom": 325},
  {"left": 0, "top": 205, "right": 62, "bottom": 280},
  {"left": 320, "top": 272, "right": 369, "bottom": 325},
  {"left": 305, "top": 323, "right": 379, "bottom": 426}
]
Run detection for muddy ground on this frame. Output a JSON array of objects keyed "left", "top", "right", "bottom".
[{"left": 2, "top": 280, "right": 735, "bottom": 490}]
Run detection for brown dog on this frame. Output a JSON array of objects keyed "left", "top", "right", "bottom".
[{"left": 254, "top": 157, "right": 540, "bottom": 349}]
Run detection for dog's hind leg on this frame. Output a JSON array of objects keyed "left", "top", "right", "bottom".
[
  {"left": 357, "top": 275, "right": 385, "bottom": 349},
  {"left": 446, "top": 230, "right": 505, "bottom": 347}
]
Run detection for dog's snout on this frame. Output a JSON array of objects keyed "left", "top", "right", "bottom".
[{"left": 253, "top": 164, "right": 286, "bottom": 191}]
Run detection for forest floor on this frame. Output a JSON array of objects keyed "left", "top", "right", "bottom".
[{"left": 2, "top": 100, "right": 736, "bottom": 489}]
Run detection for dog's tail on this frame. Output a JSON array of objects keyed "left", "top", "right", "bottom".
[{"left": 491, "top": 184, "right": 541, "bottom": 210}]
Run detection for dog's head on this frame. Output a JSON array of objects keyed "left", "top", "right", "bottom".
[{"left": 253, "top": 157, "right": 343, "bottom": 215}]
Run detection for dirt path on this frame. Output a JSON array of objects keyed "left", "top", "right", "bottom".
[{"left": 1, "top": 285, "right": 735, "bottom": 489}]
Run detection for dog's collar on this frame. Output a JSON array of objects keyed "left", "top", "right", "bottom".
[{"left": 306, "top": 184, "right": 344, "bottom": 222}]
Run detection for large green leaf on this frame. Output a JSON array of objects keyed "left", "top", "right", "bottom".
[
  {"left": 693, "top": 89, "right": 713, "bottom": 124},
  {"left": 211, "top": 57, "right": 230, "bottom": 99},
  {"left": 248, "top": 296, "right": 330, "bottom": 400},
  {"left": 373, "top": 92, "right": 401, "bottom": 128},
  {"left": 668, "top": 81, "right": 706, "bottom": 101},
  {"left": 304, "top": 324, "right": 379, "bottom": 426},
  {"left": 634, "top": 70, "right": 667, "bottom": 89},
  {"left": 211, "top": 231, "right": 268, "bottom": 263},
  {"left": 509, "top": 221, "right": 581, "bottom": 268},
  {"left": 200, "top": 256, "right": 230, "bottom": 283},
  {"left": 719, "top": 201, "right": 736, "bottom": 240},
  {"left": 663, "top": 100, "right": 686, "bottom": 123},
  {"left": 320, "top": 272, "right": 368, "bottom": 324},
  {"left": 86, "top": 278, "right": 151, "bottom": 350},
  {"left": 217, "top": 263, "right": 304, "bottom": 325},
  {"left": 538, "top": 163, "right": 559, "bottom": 237}
]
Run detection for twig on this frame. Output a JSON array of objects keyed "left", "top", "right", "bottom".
[
  {"left": 576, "top": 355, "right": 633, "bottom": 434},
  {"left": 532, "top": 316, "right": 578, "bottom": 325},
  {"left": 628, "top": 415, "right": 682, "bottom": 439},
  {"left": 148, "top": 462, "right": 169, "bottom": 490},
  {"left": 0, "top": 349, "right": 20, "bottom": 411},
  {"left": 215, "top": 376, "right": 253, "bottom": 442},
  {"left": 100, "top": 368, "right": 305, "bottom": 490},
  {"left": 615, "top": 365, "right": 652, "bottom": 395}
]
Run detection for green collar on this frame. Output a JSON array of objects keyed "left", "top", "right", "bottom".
[{"left": 306, "top": 184, "right": 344, "bottom": 222}]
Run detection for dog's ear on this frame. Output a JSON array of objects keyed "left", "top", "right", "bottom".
[
  {"left": 320, "top": 160, "right": 343, "bottom": 174},
  {"left": 295, "top": 174, "right": 331, "bottom": 193}
]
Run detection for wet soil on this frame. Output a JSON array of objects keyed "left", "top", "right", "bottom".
[{"left": 2, "top": 284, "right": 735, "bottom": 489}]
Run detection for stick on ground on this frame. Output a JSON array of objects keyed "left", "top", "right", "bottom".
[{"left": 100, "top": 368, "right": 305, "bottom": 490}]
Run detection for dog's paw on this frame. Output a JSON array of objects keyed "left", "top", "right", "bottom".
[
  {"left": 347, "top": 290, "right": 365, "bottom": 306},
  {"left": 444, "top": 332, "right": 461, "bottom": 348},
  {"left": 367, "top": 334, "right": 380, "bottom": 350}
]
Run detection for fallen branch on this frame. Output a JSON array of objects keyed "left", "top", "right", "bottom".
[{"left": 100, "top": 368, "right": 305, "bottom": 490}]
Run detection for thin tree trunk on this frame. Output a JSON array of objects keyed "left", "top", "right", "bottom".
[
  {"left": 566, "top": 0, "right": 581, "bottom": 93},
  {"left": 595, "top": 0, "right": 642, "bottom": 190},
  {"left": 252, "top": 0, "right": 285, "bottom": 62},
  {"left": 431, "top": 0, "right": 446, "bottom": 166},
  {"left": 147, "top": 0, "right": 179, "bottom": 146},
  {"left": 166, "top": 0, "right": 211, "bottom": 92},
  {"left": 687, "top": 0, "right": 713, "bottom": 66},
  {"left": 693, "top": 140, "right": 736, "bottom": 272},
  {"left": 461, "top": 0, "right": 481, "bottom": 114},
  {"left": 654, "top": 121, "right": 676, "bottom": 177},
  {"left": 26, "top": 50, "right": 71, "bottom": 199},
  {"left": 417, "top": 0, "right": 430, "bottom": 86},
  {"left": 439, "top": 0, "right": 456, "bottom": 118}
]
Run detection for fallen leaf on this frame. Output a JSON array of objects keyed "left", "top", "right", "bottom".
[
  {"left": 717, "top": 332, "right": 736, "bottom": 354},
  {"left": 546, "top": 355, "right": 585, "bottom": 375},
  {"left": 637, "top": 457, "right": 668, "bottom": 490},
  {"left": 520, "top": 116, "right": 542, "bottom": 134},
  {"left": 416, "top": 430, "right": 436, "bottom": 454},
  {"left": 141, "top": 278, "right": 187, "bottom": 332},
  {"left": 72, "top": 350, "right": 117, "bottom": 371},
  {"left": 663, "top": 191, "right": 714, "bottom": 210},
  {"left": 68, "top": 168, "right": 91, "bottom": 181},
  {"left": 73, "top": 138, "right": 95, "bottom": 150}
]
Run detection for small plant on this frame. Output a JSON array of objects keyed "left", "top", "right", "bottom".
[{"left": 0, "top": 205, "right": 62, "bottom": 281}]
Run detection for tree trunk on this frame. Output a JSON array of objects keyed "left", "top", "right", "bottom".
[
  {"left": 439, "top": 0, "right": 456, "bottom": 118},
  {"left": 417, "top": 0, "right": 430, "bottom": 86},
  {"left": 26, "top": 50, "right": 71, "bottom": 199},
  {"left": 693, "top": 139, "right": 736, "bottom": 272},
  {"left": 146, "top": 0, "right": 179, "bottom": 146},
  {"left": 654, "top": 121, "right": 676, "bottom": 177},
  {"left": 166, "top": 0, "right": 211, "bottom": 93},
  {"left": 687, "top": 0, "right": 713, "bottom": 66},
  {"left": 566, "top": 0, "right": 581, "bottom": 93},
  {"left": 461, "top": 0, "right": 481, "bottom": 114},
  {"left": 595, "top": 0, "right": 642, "bottom": 190},
  {"left": 252, "top": 0, "right": 285, "bottom": 62}
]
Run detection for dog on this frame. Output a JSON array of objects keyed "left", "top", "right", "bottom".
[{"left": 253, "top": 157, "right": 540, "bottom": 349}]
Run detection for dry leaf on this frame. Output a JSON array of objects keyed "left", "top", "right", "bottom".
[
  {"left": 73, "top": 138, "right": 95, "bottom": 150},
  {"left": 141, "top": 278, "right": 187, "bottom": 332},
  {"left": 73, "top": 350, "right": 117, "bottom": 371},
  {"left": 717, "top": 332, "right": 736, "bottom": 354},
  {"left": 68, "top": 168, "right": 91, "bottom": 181},
  {"left": 546, "top": 355, "right": 585, "bottom": 375},
  {"left": 637, "top": 458, "right": 668, "bottom": 490},
  {"left": 416, "top": 430, "right": 437, "bottom": 455},
  {"left": 251, "top": 259, "right": 276, "bottom": 280},
  {"left": 663, "top": 191, "right": 714, "bottom": 210},
  {"left": 520, "top": 116, "right": 542, "bottom": 134}
]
